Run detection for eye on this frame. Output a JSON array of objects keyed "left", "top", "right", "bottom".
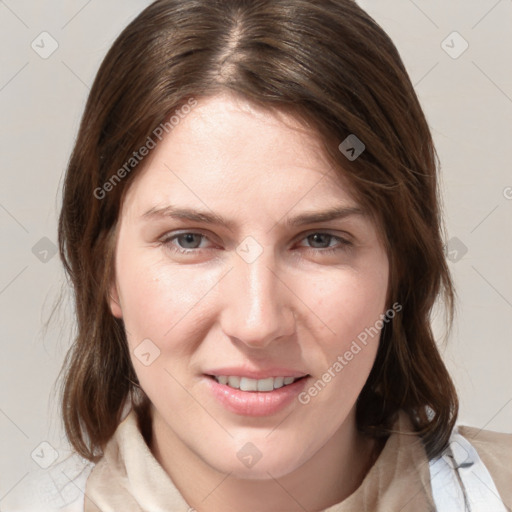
[
  {"left": 296, "top": 232, "right": 352, "bottom": 253},
  {"left": 160, "top": 231, "right": 214, "bottom": 254}
]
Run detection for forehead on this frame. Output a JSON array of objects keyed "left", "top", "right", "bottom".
[{"left": 122, "top": 92, "right": 358, "bottom": 216}]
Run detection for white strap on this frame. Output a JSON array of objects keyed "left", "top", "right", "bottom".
[{"left": 429, "top": 429, "right": 508, "bottom": 512}]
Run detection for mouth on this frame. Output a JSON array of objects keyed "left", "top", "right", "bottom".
[
  {"left": 203, "top": 373, "right": 311, "bottom": 416},
  {"left": 206, "top": 374, "right": 309, "bottom": 392}
]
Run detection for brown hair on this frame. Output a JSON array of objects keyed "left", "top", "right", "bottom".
[{"left": 58, "top": 0, "right": 457, "bottom": 463}]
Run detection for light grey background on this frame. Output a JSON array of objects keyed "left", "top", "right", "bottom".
[{"left": 1, "top": 0, "right": 511, "bottom": 505}]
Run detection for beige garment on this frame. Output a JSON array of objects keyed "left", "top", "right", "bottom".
[
  {"left": 84, "top": 409, "right": 512, "bottom": 512},
  {"left": 456, "top": 425, "right": 512, "bottom": 508}
]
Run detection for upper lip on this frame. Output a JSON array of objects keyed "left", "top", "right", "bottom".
[{"left": 204, "top": 367, "right": 309, "bottom": 379}]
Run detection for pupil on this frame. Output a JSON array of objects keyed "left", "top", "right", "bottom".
[
  {"left": 309, "top": 233, "right": 330, "bottom": 248},
  {"left": 180, "top": 233, "right": 200, "bottom": 248}
]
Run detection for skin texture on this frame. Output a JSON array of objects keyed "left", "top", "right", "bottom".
[{"left": 110, "top": 92, "right": 390, "bottom": 511}]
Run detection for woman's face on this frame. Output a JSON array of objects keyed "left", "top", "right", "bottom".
[{"left": 110, "top": 92, "right": 389, "bottom": 479}]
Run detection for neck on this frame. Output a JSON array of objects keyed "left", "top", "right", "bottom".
[{"left": 150, "top": 407, "right": 380, "bottom": 512}]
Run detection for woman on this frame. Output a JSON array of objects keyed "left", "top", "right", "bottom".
[{"left": 22, "top": 0, "right": 512, "bottom": 510}]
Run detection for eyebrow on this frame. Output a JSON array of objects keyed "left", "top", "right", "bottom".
[{"left": 142, "top": 204, "right": 365, "bottom": 229}]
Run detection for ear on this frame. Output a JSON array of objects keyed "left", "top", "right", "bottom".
[{"left": 109, "top": 281, "right": 123, "bottom": 318}]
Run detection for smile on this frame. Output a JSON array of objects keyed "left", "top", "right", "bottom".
[
  {"left": 209, "top": 375, "right": 306, "bottom": 392},
  {"left": 204, "top": 373, "right": 310, "bottom": 416}
]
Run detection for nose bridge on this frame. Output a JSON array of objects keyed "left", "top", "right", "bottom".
[
  {"left": 244, "top": 253, "right": 276, "bottom": 318},
  {"left": 220, "top": 246, "right": 294, "bottom": 347}
]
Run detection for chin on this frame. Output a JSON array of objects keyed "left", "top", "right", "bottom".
[{"left": 201, "top": 441, "right": 310, "bottom": 481}]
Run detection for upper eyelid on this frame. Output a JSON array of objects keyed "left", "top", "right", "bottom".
[
  {"left": 296, "top": 229, "right": 353, "bottom": 243},
  {"left": 160, "top": 229, "right": 217, "bottom": 244}
]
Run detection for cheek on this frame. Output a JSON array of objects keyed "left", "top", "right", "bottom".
[
  {"left": 115, "top": 253, "right": 222, "bottom": 402},
  {"left": 299, "top": 264, "right": 389, "bottom": 345},
  {"left": 116, "top": 247, "right": 224, "bottom": 344},
  {"left": 293, "top": 261, "right": 388, "bottom": 400}
]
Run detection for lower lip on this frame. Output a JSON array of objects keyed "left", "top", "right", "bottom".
[{"left": 204, "top": 376, "right": 309, "bottom": 416}]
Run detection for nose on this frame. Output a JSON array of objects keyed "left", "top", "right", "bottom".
[{"left": 219, "top": 250, "right": 296, "bottom": 349}]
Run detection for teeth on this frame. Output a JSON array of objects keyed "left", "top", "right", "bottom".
[
  {"left": 216, "top": 375, "right": 228, "bottom": 385},
  {"left": 257, "top": 377, "right": 274, "bottom": 392},
  {"left": 213, "top": 375, "right": 303, "bottom": 391},
  {"left": 240, "top": 377, "right": 258, "bottom": 391},
  {"left": 273, "top": 376, "right": 285, "bottom": 389},
  {"left": 227, "top": 376, "right": 240, "bottom": 388}
]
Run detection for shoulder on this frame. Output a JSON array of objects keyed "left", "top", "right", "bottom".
[
  {"left": 458, "top": 424, "right": 512, "bottom": 457},
  {"left": 1, "top": 452, "right": 94, "bottom": 512},
  {"left": 457, "top": 424, "right": 512, "bottom": 469},
  {"left": 457, "top": 425, "right": 512, "bottom": 510}
]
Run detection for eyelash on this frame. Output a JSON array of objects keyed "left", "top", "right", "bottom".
[{"left": 159, "top": 231, "right": 352, "bottom": 256}]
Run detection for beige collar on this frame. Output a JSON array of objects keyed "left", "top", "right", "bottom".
[
  {"left": 84, "top": 409, "right": 434, "bottom": 511},
  {"left": 84, "top": 409, "right": 190, "bottom": 511},
  {"left": 324, "top": 411, "right": 435, "bottom": 511}
]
